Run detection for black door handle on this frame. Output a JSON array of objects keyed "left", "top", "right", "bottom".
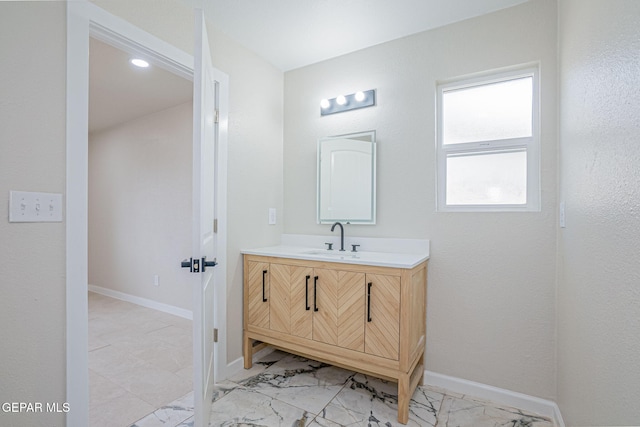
[
  {"left": 202, "top": 256, "right": 217, "bottom": 272},
  {"left": 313, "top": 276, "right": 319, "bottom": 312},
  {"left": 305, "top": 275, "right": 311, "bottom": 310},
  {"left": 367, "top": 282, "right": 372, "bottom": 322},
  {"left": 182, "top": 257, "right": 216, "bottom": 273},
  {"left": 262, "top": 270, "right": 268, "bottom": 302},
  {"left": 181, "top": 258, "right": 199, "bottom": 272}
]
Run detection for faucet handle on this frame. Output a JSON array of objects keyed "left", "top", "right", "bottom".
[
  {"left": 351, "top": 244, "right": 360, "bottom": 253},
  {"left": 325, "top": 242, "right": 333, "bottom": 251}
]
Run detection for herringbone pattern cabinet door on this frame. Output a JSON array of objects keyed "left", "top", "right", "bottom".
[
  {"left": 337, "top": 271, "right": 365, "bottom": 352},
  {"left": 313, "top": 268, "right": 339, "bottom": 346},
  {"left": 269, "top": 264, "right": 291, "bottom": 334},
  {"left": 290, "top": 266, "right": 313, "bottom": 339},
  {"left": 365, "top": 273, "right": 400, "bottom": 360},
  {"left": 247, "top": 261, "right": 270, "bottom": 329}
]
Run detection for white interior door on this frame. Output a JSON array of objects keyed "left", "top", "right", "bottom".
[{"left": 192, "top": 9, "right": 217, "bottom": 426}]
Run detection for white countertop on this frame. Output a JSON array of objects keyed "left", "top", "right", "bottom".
[{"left": 241, "top": 235, "right": 429, "bottom": 269}]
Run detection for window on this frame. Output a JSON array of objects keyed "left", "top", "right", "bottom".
[{"left": 436, "top": 67, "right": 540, "bottom": 211}]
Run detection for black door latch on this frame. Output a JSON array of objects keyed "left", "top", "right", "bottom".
[{"left": 181, "top": 256, "right": 217, "bottom": 273}]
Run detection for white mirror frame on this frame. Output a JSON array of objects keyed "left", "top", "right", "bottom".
[{"left": 317, "top": 130, "right": 376, "bottom": 224}]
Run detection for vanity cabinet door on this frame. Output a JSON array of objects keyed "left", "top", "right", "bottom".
[
  {"left": 312, "top": 268, "right": 339, "bottom": 346},
  {"left": 337, "top": 271, "right": 366, "bottom": 352},
  {"left": 269, "top": 263, "right": 291, "bottom": 334},
  {"left": 247, "top": 261, "right": 270, "bottom": 329},
  {"left": 365, "top": 273, "right": 401, "bottom": 360},
  {"left": 313, "top": 268, "right": 366, "bottom": 351},
  {"left": 290, "top": 266, "right": 314, "bottom": 339}
]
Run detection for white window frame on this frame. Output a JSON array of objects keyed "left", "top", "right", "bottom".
[{"left": 436, "top": 66, "right": 540, "bottom": 212}]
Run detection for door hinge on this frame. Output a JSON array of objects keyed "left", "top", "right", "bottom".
[
  {"left": 214, "top": 109, "right": 219, "bottom": 124},
  {"left": 213, "top": 218, "right": 218, "bottom": 233},
  {"left": 213, "top": 328, "right": 218, "bottom": 343}
]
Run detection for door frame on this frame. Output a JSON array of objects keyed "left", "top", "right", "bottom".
[{"left": 66, "top": 3, "right": 228, "bottom": 425}]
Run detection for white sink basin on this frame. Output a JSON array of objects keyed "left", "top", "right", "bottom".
[{"left": 301, "top": 249, "right": 359, "bottom": 258}]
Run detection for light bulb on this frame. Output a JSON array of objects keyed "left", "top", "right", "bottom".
[
  {"left": 336, "top": 95, "right": 347, "bottom": 105},
  {"left": 320, "top": 99, "right": 330, "bottom": 109},
  {"left": 130, "top": 58, "right": 150, "bottom": 68},
  {"left": 354, "top": 91, "right": 365, "bottom": 102}
]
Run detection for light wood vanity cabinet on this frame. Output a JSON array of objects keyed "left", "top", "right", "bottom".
[
  {"left": 243, "top": 254, "right": 428, "bottom": 424},
  {"left": 246, "top": 260, "right": 270, "bottom": 330}
]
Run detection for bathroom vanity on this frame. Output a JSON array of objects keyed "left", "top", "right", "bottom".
[{"left": 242, "top": 241, "right": 429, "bottom": 424}]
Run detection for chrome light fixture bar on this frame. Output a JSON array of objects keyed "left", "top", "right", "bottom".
[{"left": 320, "top": 89, "right": 376, "bottom": 116}]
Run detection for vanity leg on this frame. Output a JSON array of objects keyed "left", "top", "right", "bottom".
[
  {"left": 243, "top": 332, "right": 253, "bottom": 369},
  {"left": 398, "top": 373, "right": 410, "bottom": 424},
  {"left": 398, "top": 354, "right": 426, "bottom": 424}
]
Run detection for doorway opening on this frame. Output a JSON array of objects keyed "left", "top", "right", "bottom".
[{"left": 87, "top": 36, "right": 195, "bottom": 426}]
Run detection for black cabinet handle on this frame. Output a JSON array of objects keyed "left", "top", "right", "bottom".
[
  {"left": 313, "top": 276, "right": 319, "bottom": 312},
  {"left": 367, "top": 282, "right": 372, "bottom": 322},
  {"left": 262, "top": 270, "right": 268, "bottom": 302},
  {"left": 305, "top": 275, "right": 311, "bottom": 310}
]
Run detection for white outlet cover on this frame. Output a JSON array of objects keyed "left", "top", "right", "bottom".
[
  {"left": 9, "top": 191, "right": 63, "bottom": 222},
  {"left": 268, "top": 208, "right": 277, "bottom": 225}
]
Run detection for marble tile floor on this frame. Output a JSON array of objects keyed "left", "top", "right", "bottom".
[
  {"left": 88, "top": 291, "right": 193, "bottom": 427},
  {"left": 132, "top": 349, "right": 554, "bottom": 427}
]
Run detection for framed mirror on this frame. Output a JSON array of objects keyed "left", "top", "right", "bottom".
[{"left": 317, "top": 130, "right": 376, "bottom": 224}]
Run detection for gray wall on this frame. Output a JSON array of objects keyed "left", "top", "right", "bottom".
[
  {"left": 558, "top": 0, "right": 640, "bottom": 424},
  {"left": 0, "top": 2, "right": 67, "bottom": 426},
  {"left": 89, "top": 103, "right": 193, "bottom": 310},
  {"left": 284, "top": 0, "right": 558, "bottom": 400}
]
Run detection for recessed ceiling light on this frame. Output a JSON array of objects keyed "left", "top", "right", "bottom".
[{"left": 130, "top": 58, "right": 149, "bottom": 68}]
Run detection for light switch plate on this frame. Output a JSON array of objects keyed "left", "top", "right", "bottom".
[
  {"left": 9, "top": 191, "right": 63, "bottom": 222},
  {"left": 268, "top": 208, "right": 276, "bottom": 225}
]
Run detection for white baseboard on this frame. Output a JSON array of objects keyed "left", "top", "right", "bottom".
[
  {"left": 251, "top": 345, "right": 276, "bottom": 361},
  {"left": 424, "top": 370, "right": 565, "bottom": 427},
  {"left": 88, "top": 284, "right": 192, "bottom": 320},
  {"left": 552, "top": 406, "right": 566, "bottom": 427},
  {"left": 223, "top": 356, "right": 244, "bottom": 381},
  {"left": 223, "top": 347, "right": 276, "bottom": 382}
]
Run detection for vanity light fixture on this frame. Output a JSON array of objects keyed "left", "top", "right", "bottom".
[
  {"left": 130, "top": 58, "right": 150, "bottom": 68},
  {"left": 320, "top": 89, "right": 376, "bottom": 116}
]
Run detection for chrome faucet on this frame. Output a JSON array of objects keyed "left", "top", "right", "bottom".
[{"left": 330, "top": 221, "right": 345, "bottom": 251}]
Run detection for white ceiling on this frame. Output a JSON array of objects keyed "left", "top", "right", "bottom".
[
  {"left": 204, "top": 0, "right": 529, "bottom": 71},
  {"left": 89, "top": 0, "right": 529, "bottom": 132},
  {"left": 89, "top": 38, "right": 193, "bottom": 134}
]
